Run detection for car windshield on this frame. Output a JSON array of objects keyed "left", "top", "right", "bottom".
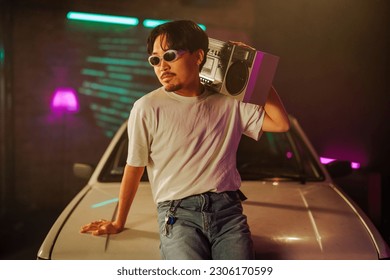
[
  {"left": 237, "top": 130, "right": 324, "bottom": 181},
  {"left": 99, "top": 125, "right": 325, "bottom": 183}
]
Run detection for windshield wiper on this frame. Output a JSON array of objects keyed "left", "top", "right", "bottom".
[{"left": 276, "top": 174, "right": 307, "bottom": 184}]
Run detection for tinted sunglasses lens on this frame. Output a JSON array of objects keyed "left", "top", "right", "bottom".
[
  {"left": 148, "top": 56, "right": 160, "bottom": 66},
  {"left": 163, "top": 50, "right": 178, "bottom": 62}
]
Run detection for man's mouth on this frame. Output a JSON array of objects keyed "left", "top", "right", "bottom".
[{"left": 161, "top": 72, "right": 175, "bottom": 81}]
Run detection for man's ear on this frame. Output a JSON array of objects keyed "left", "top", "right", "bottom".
[{"left": 196, "top": 49, "right": 205, "bottom": 66}]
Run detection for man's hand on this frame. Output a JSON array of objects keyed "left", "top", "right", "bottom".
[
  {"left": 80, "top": 219, "right": 123, "bottom": 236},
  {"left": 229, "top": 40, "right": 256, "bottom": 50}
]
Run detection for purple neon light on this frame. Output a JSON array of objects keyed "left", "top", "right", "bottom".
[
  {"left": 320, "top": 157, "right": 360, "bottom": 169},
  {"left": 286, "top": 151, "right": 293, "bottom": 159},
  {"left": 51, "top": 88, "right": 79, "bottom": 113}
]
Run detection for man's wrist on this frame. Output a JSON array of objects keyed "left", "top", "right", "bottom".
[{"left": 112, "top": 220, "right": 125, "bottom": 231}]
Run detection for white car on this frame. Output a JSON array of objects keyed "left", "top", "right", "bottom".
[{"left": 37, "top": 116, "right": 390, "bottom": 260}]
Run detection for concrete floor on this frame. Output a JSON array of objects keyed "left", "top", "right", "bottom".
[{"left": 0, "top": 209, "right": 60, "bottom": 260}]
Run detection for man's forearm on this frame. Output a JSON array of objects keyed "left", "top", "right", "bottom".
[{"left": 114, "top": 165, "right": 145, "bottom": 229}]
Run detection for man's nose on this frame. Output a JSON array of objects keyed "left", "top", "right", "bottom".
[{"left": 159, "top": 59, "right": 169, "bottom": 70}]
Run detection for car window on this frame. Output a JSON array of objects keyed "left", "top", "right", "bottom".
[
  {"left": 99, "top": 126, "right": 324, "bottom": 183},
  {"left": 288, "top": 128, "right": 324, "bottom": 180},
  {"left": 98, "top": 131, "right": 149, "bottom": 182},
  {"left": 237, "top": 129, "right": 324, "bottom": 181}
]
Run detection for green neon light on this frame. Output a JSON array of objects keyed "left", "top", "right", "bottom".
[
  {"left": 107, "top": 73, "right": 133, "bottom": 81},
  {"left": 91, "top": 198, "right": 119, "bottom": 208},
  {"left": 143, "top": 19, "right": 206, "bottom": 30},
  {"left": 67, "top": 12, "right": 139, "bottom": 26},
  {"left": 105, "top": 51, "right": 146, "bottom": 60},
  {"left": 111, "top": 101, "right": 129, "bottom": 110},
  {"left": 84, "top": 81, "right": 128, "bottom": 95},
  {"left": 81, "top": 69, "right": 106, "bottom": 77},
  {"left": 106, "top": 65, "right": 155, "bottom": 76},
  {"left": 90, "top": 103, "right": 121, "bottom": 116},
  {"left": 99, "top": 44, "right": 129, "bottom": 51},
  {"left": 97, "top": 120, "right": 118, "bottom": 130},
  {"left": 79, "top": 86, "right": 136, "bottom": 104},
  {"left": 143, "top": 19, "right": 169, "bottom": 28},
  {"left": 86, "top": 56, "right": 148, "bottom": 67},
  {"left": 198, "top": 24, "right": 206, "bottom": 31},
  {"left": 99, "top": 78, "right": 132, "bottom": 88},
  {"left": 94, "top": 113, "right": 124, "bottom": 125},
  {"left": 0, "top": 48, "right": 4, "bottom": 63}
]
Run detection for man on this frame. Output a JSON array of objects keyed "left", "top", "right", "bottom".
[{"left": 81, "top": 20, "right": 289, "bottom": 259}]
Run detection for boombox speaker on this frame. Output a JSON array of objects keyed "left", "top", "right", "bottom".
[{"left": 200, "top": 38, "right": 279, "bottom": 106}]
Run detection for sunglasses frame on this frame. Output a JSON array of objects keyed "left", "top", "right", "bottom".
[{"left": 148, "top": 49, "right": 186, "bottom": 67}]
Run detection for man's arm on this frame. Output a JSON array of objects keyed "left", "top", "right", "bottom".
[
  {"left": 228, "top": 42, "right": 289, "bottom": 132},
  {"left": 262, "top": 86, "right": 290, "bottom": 132},
  {"left": 80, "top": 165, "right": 145, "bottom": 235}
]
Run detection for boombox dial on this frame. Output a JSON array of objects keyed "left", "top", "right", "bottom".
[{"left": 200, "top": 38, "right": 279, "bottom": 106}]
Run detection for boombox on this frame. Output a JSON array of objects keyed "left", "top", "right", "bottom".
[{"left": 200, "top": 38, "right": 279, "bottom": 106}]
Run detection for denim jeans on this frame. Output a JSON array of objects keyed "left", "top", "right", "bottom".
[{"left": 157, "top": 191, "right": 254, "bottom": 260}]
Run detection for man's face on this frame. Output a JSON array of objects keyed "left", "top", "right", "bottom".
[{"left": 151, "top": 35, "right": 203, "bottom": 95}]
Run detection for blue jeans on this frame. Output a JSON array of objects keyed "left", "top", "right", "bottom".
[{"left": 157, "top": 191, "right": 254, "bottom": 260}]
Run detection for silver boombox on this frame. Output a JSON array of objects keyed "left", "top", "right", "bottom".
[{"left": 200, "top": 38, "right": 279, "bottom": 106}]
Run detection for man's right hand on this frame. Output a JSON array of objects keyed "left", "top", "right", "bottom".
[{"left": 80, "top": 219, "right": 123, "bottom": 236}]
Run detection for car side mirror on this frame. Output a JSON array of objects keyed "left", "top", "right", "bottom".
[
  {"left": 73, "top": 163, "right": 94, "bottom": 179},
  {"left": 325, "top": 160, "right": 353, "bottom": 178}
]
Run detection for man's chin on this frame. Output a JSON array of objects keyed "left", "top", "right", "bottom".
[{"left": 164, "top": 83, "right": 181, "bottom": 92}]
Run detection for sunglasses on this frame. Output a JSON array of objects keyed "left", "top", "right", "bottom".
[{"left": 148, "top": 49, "right": 186, "bottom": 67}]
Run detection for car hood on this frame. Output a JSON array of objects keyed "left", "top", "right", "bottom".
[
  {"left": 44, "top": 180, "right": 383, "bottom": 260},
  {"left": 240, "top": 181, "right": 382, "bottom": 259}
]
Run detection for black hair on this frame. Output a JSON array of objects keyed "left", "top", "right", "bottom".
[{"left": 146, "top": 20, "right": 209, "bottom": 71}]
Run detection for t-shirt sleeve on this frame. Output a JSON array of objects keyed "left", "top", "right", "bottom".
[
  {"left": 239, "top": 102, "right": 265, "bottom": 141},
  {"left": 126, "top": 101, "right": 151, "bottom": 166}
]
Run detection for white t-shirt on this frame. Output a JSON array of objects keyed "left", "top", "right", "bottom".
[{"left": 126, "top": 87, "right": 264, "bottom": 203}]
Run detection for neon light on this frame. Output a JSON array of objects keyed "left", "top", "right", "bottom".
[
  {"left": 99, "top": 44, "right": 129, "bottom": 51},
  {"left": 351, "top": 162, "right": 361, "bottom": 169},
  {"left": 143, "top": 19, "right": 169, "bottom": 28},
  {"left": 99, "top": 78, "right": 133, "bottom": 88},
  {"left": 94, "top": 114, "right": 123, "bottom": 125},
  {"left": 106, "top": 65, "right": 155, "bottom": 76},
  {"left": 320, "top": 157, "right": 335, "bottom": 164},
  {"left": 51, "top": 88, "right": 79, "bottom": 113},
  {"left": 81, "top": 69, "right": 106, "bottom": 77},
  {"left": 76, "top": 32, "right": 157, "bottom": 138},
  {"left": 0, "top": 48, "right": 4, "bottom": 63},
  {"left": 143, "top": 19, "right": 206, "bottom": 30},
  {"left": 107, "top": 73, "right": 133, "bottom": 81},
  {"left": 67, "top": 12, "right": 139, "bottom": 26},
  {"left": 286, "top": 151, "right": 293, "bottom": 159},
  {"left": 91, "top": 198, "right": 119, "bottom": 208},
  {"left": 320, "top": 157, "right": 361, "bottom": 169},
  {"left": 83, "top": 81, "right": 128, "bottom": 95},
  {"left": 198, "top": 24, "right": 207, "bottom": 31},
  {"left": 86, "top": 56, "right": 148, "bottom": 67}
]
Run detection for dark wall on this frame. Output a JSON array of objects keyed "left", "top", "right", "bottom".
[
  {"left": 1, "top": 0, "right": 389, "bottom": 230},
  {"left": 11, "top": 4, "right": 110, "bottom": 210},
  {"left": 252, "top": 1, "right": 389, "bottom": 230},
  {"left": 0, "top": 0, "right": 14, "bottom": 217},
  {"left": 253, "top": 1, "right": 390, "bottom": 169}
]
